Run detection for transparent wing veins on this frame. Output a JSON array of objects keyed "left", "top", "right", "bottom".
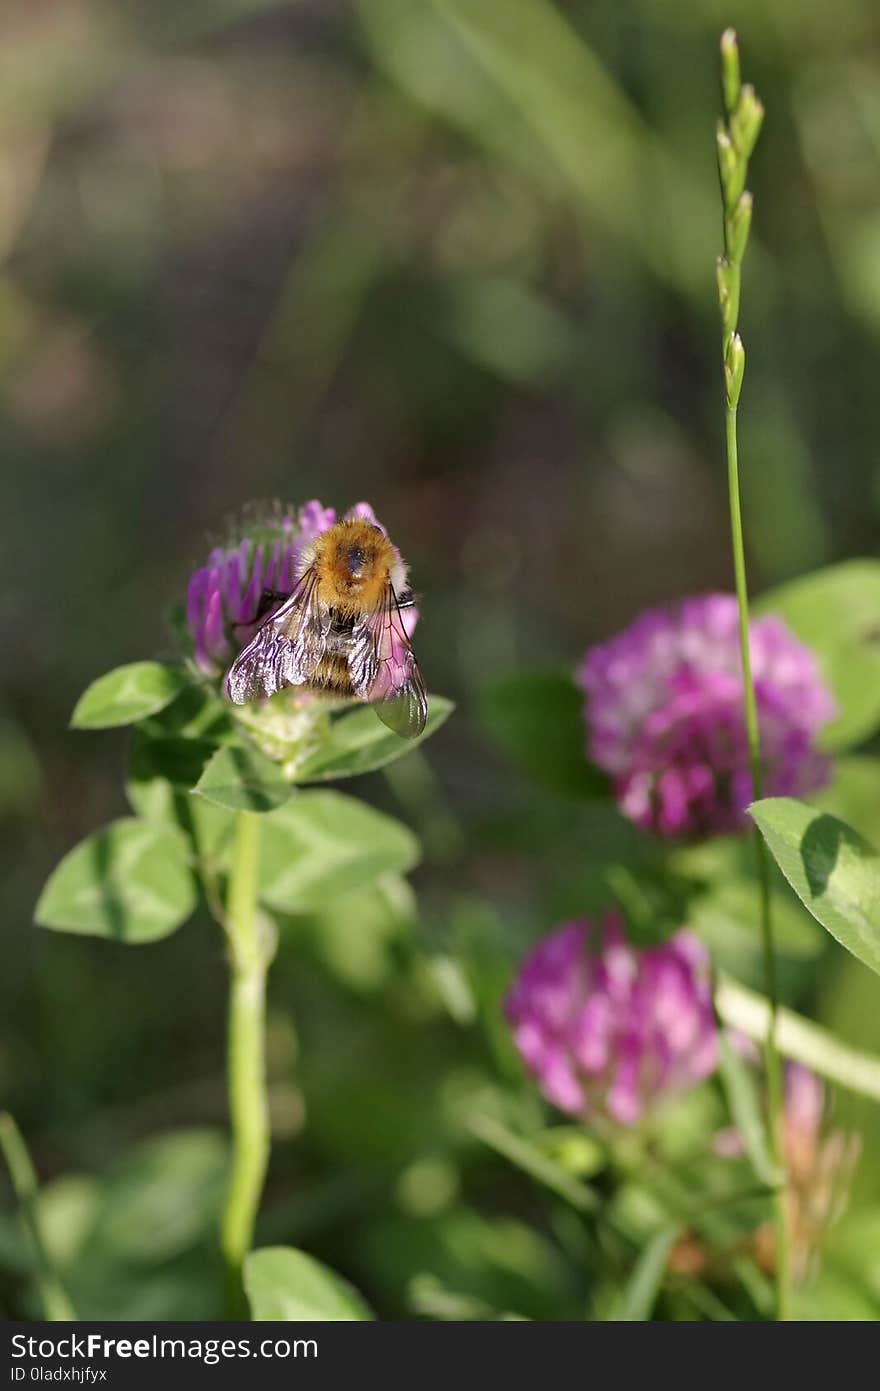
[
  {"left": 349, "top": 584, "right": 427, "bottom": 739},
  {"left": 225, "top": 568, "right": 330, "bottom": 704}
]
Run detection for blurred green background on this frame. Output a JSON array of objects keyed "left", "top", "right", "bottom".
[{"left": 4, "top": 0, "right": 880, "bottom": 1319}]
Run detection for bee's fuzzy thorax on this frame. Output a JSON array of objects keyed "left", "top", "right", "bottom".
[{"left": 300, "top": 518, "right": 406, "bottom": 615}]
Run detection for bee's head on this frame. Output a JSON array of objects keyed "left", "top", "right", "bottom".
[
  {"left": 302, "top": 517, "right": 406, "bottom": 610},
  {"left": 336, "top": 523, "right": 383, "bottom": 584},
  {"left": 317, "top": 519, "right": 393, "bottom": 598},
  {"left": 345, "top": 541, "right": 368, "bottom": 578}
]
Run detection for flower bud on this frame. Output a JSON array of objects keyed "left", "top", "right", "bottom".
[
  {"left": 720, "top": 28, "right": 741, "bottom": 116},
  {"left": 716, "top": 256, "right": 740, "bottom": 338},
  {"left": 731, "top": 84, "right": 765, "bottom": 160},
  {"left": 716, "top": 124, "right": 746, "bottom": 210},
  {"left": 724, "top": 331, "right": 746, "bottom": 407},
  {"left": 726, "top": 190, "right": 753, "bottom": 264}
]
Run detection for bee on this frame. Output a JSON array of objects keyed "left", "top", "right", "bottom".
[{"left": 225, "top": 517, "right": 428, "bottom": 738}]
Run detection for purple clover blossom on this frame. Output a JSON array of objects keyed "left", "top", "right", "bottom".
[
  {"left": 186, "top": 500, "right": 330, "bottom": 673},
  {"left": 185, "top": 499, "right": 409, "bottom": 675},
  {"left": 504, "top": 915, "right": 717, "bottom": 1126},
  {"left": 577, "top": 594, "right": 836, "bottom": 838}
]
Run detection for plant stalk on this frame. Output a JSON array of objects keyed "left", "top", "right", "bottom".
[
  {"left": 220, "top": 811, "right": 270, "bottom": 1318},
  {"left": 724, "top": 402, "right": 792, "bottom": 1321},
  {"left": 0, "top": 1112, "right": 75, "bottom": 1320}
]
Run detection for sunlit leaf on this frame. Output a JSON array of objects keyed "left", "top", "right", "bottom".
[
  {"left": 259, "top": 791, "right": 419, "bottom": 913},
  {"left": 758, "top": 560, "right": 880, "bottom": 751},
  {"left": 716, "top": 974, "right": 880, "bottom": 1104},
  {"left": 35, "top": 819, "right": 196, "bottom": 944},
  {"left": 245, "top": 1246, "right": 372, "bottom": 1321},
  {"left": 295, "top": 696, "right": 453, "bottom": 782},
  {"left": 193, "top": 743, "right": 291, "bottom": 813},
  {"left": 750, "top": 797, "right": 880, "bottom": 977},
  {"left": 71, "top": 663, "right": 188, "bottom": 729}
]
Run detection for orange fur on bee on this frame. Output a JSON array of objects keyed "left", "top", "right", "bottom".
[{"left": 309, "top": 519, "right": 399, "bottom": 617}]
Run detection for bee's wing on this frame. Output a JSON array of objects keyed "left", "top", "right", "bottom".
[
  {"left": 225, "top": 568, "right": 330, "bottom": 704},
  {"left": 348, "top": 585, "right": 428, "bottom": 739}
]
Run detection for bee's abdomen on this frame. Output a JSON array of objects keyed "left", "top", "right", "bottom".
[{"left": 310, "top": 653, "right": 355, "bottom": 696}]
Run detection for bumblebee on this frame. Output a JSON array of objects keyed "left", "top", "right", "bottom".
[{"left": 225, "top": 518, "right": 427, "bottom": 738}]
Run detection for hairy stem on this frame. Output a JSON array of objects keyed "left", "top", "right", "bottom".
[
  {"left": 0, "top": 1112, "right": 75, "bottom": 1320},
  {"left": 724, "top": 404, "right": 791, "bottom": 1321},
  {"left": 220, "top": 812, "right": 270, "bottom": 1317}
]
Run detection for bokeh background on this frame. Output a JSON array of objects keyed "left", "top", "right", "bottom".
[{"left": 3, "top": 0, "right": 880, "bottom": 1319}]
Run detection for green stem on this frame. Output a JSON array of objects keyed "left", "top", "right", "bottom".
[
  {"left": 724, "top": 403, "right": 792, "bottom": 1321},
  {"left": 220, "top": 812, "right": 271, "bottom": 1318},
  {"left": 0, "top": 1112, "right": 75, "bottom": 1320}
]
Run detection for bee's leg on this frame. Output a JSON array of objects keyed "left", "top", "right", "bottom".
[
  {"left": 253, "top": 588, "right": 290, "bottom": 622},
  {"left": 232, "top": 589, "right": 291, "bottom": 634}
]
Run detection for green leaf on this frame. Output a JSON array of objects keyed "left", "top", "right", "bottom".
[
  {"left": 35, "top": 818, "right": 196, "bottom": 943},
  {"left": 716, "top": 974, "right": 880, "bottom": 1104},
  {"left": 611, "top": 1226, "right": 679, "bottom": 1321},
  {"left": 125, "top": 729, "right": 236, "bottom": 861},
  {"left": 245, "top": 1246, "right": 372, "bottom": 1321},
  {"left": 294, "top": 696, "right": 453, "bottom": 782},
  {"left": 71, "top": 663, "right": 188, "bottom": 730},
  {"left": 479, "top": 669, "right": 607, "bottom": 798},
  {"left": 758, "top": 560, "right": 880, "bottom": 751},
  {"left": 193, "top": 743, "right": 291, "bottom": 813},
  {"left": 750, "top": 797, "right": 880, "bottom": 978},
  {"left": 259, "top": 792, "right": 419, "bottom": 913}
]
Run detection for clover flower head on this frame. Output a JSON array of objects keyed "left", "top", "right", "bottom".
[
  {"left": 504, "top": 915, "right": 717, "bottom": 1126},
  {"left": 577, "top": 594, "right": 836, "bottom": 837},
  {"left": 184, "top": 498, "right": 406, "bottom": 675}
]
